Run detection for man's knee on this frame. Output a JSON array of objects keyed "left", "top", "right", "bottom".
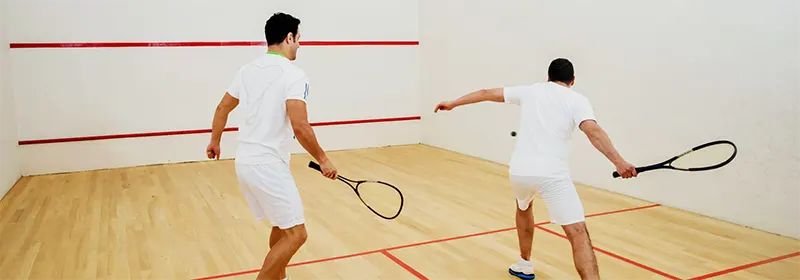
[
  {"left": 516, "top": 200, "right": 533, "bottom": 213},
  {"left": 562, "top": 221, "right": 590, "bottom": 242},
  {"left": 282, "top": 224, "right": 308, "bottom": 246}
]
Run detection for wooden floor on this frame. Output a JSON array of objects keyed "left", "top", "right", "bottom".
[{"left": 1, "top": 144, "right": 798, "bottom": 280}]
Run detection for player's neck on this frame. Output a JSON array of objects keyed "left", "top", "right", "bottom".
[
  {"left": 266, "top": 46, "right": 289, "bottom": 58},
  {"left": 552, "top": 81, "right": 572, "bottom": 88}
]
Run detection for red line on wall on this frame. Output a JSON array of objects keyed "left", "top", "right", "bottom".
[
  {"left": 17, "top": 116, "right": 421, "bottom": 145},
  {"left": 192, "top": 203, "right": 661, "bottom": 280},
  {"left": 381, "top": 250, "right": 429, "bottom": 280},
  {"left": 9, "top": 40, "right": 419, "bottom": 49},
  {"left": 535, "top": 225, "right": 681, "bottom": 280},
  {"left": 686, "top": 251, "right": 800, "bottom": 280}
]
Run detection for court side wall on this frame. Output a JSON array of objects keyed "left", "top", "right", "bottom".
[
  {"left": 6, "top": 0, "right": 420, "bottom": 176},
  {"left": 0, "top": 0, "right": 21, "bottom": 198},
  {"left": 420, "top": 0, "right": 800, "bottom": 238}
]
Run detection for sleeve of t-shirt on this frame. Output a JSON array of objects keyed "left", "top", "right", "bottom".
[
  {"left": 573, "top": 96, "right": 596, "bottom": 126},
  {"left": 226, "top": 69, "right": 242, "bottom": 99},
  {"left": 503, "top": 85, "right": 529, "bottom": 105},
  {"left": 286, "top": 69, "right": 309, "bottom": 103}
]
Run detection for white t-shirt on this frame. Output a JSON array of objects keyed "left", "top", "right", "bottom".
[
  {"left": 504, "top": 82, "right": 596, "bottom": 178},
  {"left": 226, "top": 53, "right": 309, "bottom": 165}
]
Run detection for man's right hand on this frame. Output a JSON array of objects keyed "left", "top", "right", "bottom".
[
  {"left": 319, "top": 159, "right": 338, "bottom": 180},
  {"left": 615, "top": 161, "right": 638, "bottom": 179}
]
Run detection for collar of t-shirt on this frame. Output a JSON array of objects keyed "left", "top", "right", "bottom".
[{"left": 267, "top": 51, "right": 285, "bottom": 57}]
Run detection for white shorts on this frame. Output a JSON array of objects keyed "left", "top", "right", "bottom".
[
  {"left": 235, "top": 161, "right": 305, "bottom": 229},
  {"left": 510, "top": 175, "right": 585, "bottom": 225}
]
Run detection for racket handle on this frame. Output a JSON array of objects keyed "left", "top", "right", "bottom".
[
  {"left": 612, "top": 165, "right": 660, "bottom": 178},
  {"left": 612, "top": 168, "right": 639, "bottom": 178},
  {"left": 308, "top": 161, "right": 322, "bottom": 172}
]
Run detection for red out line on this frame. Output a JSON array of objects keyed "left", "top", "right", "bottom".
[
  {"left": 17, "top": 116, "right": 421, "bottom": 145},
  {"left": 585, "top": 203, "right": 661, "bottom": 218},
  {"left": 9, "top": 40, "right": 419, "bottom": 49},
  {"left": 381, "top": 250, "right": 429, "bottom": 280},
  {"left": 686, "top": 251, "right": 800, "bottom": 280},
  {"left": 535, "top": 225, "right": 681, "bottom": 280},
  {"left": 192, "top": 203, "right": 660, "bottom": 280}
]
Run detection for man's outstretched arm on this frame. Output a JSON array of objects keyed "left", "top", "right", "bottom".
[
  {"left": 579, "top": 120, "right": 637, "bottom": 178},
  {"left": 286, "top": 99, "right": 337, "bottom": 180},
  {"left": 434, "top": 88, "right": 505, "bottom": 112}
]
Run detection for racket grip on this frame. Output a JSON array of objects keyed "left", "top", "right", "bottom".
[
  {"left": 308, "top": 161, "right": 322, "bottom": 172},
  {"left": 612, "top": 166, "right": 653, "bottom": 178}
]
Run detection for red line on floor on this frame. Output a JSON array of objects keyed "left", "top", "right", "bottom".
[
  {"left": 585, "top": 203, "right": 660, "bottom": 218},
  {"left": 686, "top": 251, "right": 800, "bottom": 280},
  {"left": 192, "top": 203, "right": 660, "bottom": 280},
  {"left": 9, "top": 40, "right": 419, "bottom": 49},
  {"left": 381, "top": 250, "right": 429, "bottom": 280},
  {"left": 535, "top": 225, "right": 681, "bottom": 280},
  {"left": 192, "top": 250, "right": 388, "bottom": 280},
  {"left": 17, "top": 116, "right": 421, "bottom": 145}
]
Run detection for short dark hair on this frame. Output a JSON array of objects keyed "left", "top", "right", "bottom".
[
  {"left": 548, "top": 58, "right": 574, "bottom": 84},
  {"left": 264, "top": 12, "right": 301, "bottom": 45}
]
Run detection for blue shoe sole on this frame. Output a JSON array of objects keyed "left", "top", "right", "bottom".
[{"left": 508, "top": 268, "right": 535, "bottom": 279}]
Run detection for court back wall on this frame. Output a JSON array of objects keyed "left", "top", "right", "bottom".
[
  {"left": 0, "top": 0, "right": 21, "bottom": 198},
  {"left": 6, "top": 0, "right": 420, "bottom": 176},
  {"left": 420, "top": 0, "right": 800, "bottom": 239}
]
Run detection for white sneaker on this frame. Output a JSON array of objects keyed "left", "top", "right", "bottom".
[{"left": 508, "top": 258, "right": 535, "bottom": 279}]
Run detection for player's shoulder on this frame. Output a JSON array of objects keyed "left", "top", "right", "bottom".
[
  {"left": 506, "top": 82, "right": 544, "bottom": 93},
  {"left": 566, "top": 88, "right": 592, "bottom": 107},
  {"left": 279, "top": 61, "right": 307, "bottom": 80}
]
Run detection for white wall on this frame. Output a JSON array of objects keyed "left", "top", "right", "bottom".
[
  {"left": 6, "top": 0, "right": 420, "bottom": 175},
  {"left": 420, "top": 0, "right": 800, "bottom": 238},
  {"left": 0, "top": 0, "right": 21, "bottom": 199}
]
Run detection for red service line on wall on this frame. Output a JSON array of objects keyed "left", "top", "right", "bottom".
[
  {"left": 17, "top": 116, "right": 421, "bottom": 145},
  {"left": 9, "top": 40, "right": 419, "bottom": 49}
]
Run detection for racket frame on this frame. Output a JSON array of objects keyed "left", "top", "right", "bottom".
[
  {"left": 308, "top": 161, "right": 404, "bottom": 219},
  {"left": 612, "top": 140, "right": 737, "bottom": 178}
]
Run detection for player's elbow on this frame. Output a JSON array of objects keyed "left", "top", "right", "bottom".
[
  {"left": 481, "top": 88, "right": 504, "bottom": 102},
  {"left": 290, "top": 118, "right": 311, "bottom": 136}
]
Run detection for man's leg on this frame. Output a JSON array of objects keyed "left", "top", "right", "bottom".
[
  {"left": 257, "top": 224, "right": 307, "bottom": 280},
  {"left": 562, "top": 222, "right": 599, "bottom": 280},
  {"left": 516, "top": 201, "right": 535, "bottom": 261},
  {"left": 509, "top": 176, "right": 537, "bottom": 279},
  {"left": 542, "top": 177, "right": 599, "bottom": 280},
  {"left": 268, "top": 226, "right": 286, "bottom": 279}
]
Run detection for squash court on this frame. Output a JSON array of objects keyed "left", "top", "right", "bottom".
[{"left": 1, "top": 0, "right": 798, "bottom": 279}]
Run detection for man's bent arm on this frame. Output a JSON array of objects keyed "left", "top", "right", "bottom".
[
  {"left": 579, "top": 120, "right": 626, "bottom": 165},
  {"left": 287, "top": 100, "right": 329, "bottom": 163},
  {"left": 211, "top": 92, "right": 239, "bottom": 143}
]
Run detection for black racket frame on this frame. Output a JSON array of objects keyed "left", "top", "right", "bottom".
[
  {"left": 613, "top": 140, "right": 737, "bottom": 178},
  {"left": 308, "top": 161, "right": 404, "bottom": 219}
]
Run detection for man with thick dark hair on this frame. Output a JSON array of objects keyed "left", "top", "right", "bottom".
[
  {"left": 434, "top": 58, "right": 637, "bottom": 280},
  {"left": 207, "top": 12, "right": 338, "bottom": 280}
]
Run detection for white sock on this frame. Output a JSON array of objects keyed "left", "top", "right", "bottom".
[{"left": 520, "top": 257, "right": 531, "bottom": 265}]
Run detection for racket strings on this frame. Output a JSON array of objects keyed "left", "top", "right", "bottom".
[
  {"left": 356, "top": 181, "right": 403, "bottom": 218},
  {"left": 670, "top": 143, "right": 736, "bottom": 170}
]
